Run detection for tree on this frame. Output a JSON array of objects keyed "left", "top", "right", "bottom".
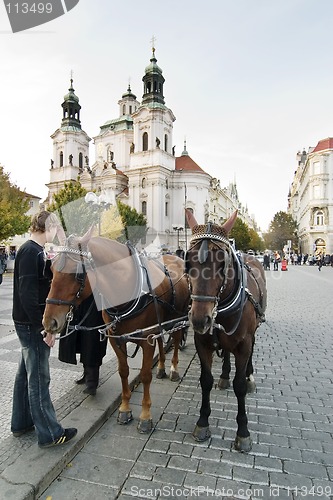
[
  {"left": 48, "top": 182, "right": 147, "bottom": 244},
  {"left": 116, "top": 200, "right": 147, "bottom": 245},
  {"left": 248, "top": 228, "right": 265, "bottom": 253},
  {"left": 0, "top": 166, "right": 30, "bottom": 241},
  {"left": 229, "top": 218, "right": 251, "bottom": 251},
  {"left": 47, "top": 182, "right": 98, "bottom": 236},
  {"left": 263, "top": 211, "right": 297, "bottom": 252}
]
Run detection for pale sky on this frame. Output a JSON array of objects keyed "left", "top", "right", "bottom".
[{"left": 1, "top": 0, "right": 332, "bottom": 231}]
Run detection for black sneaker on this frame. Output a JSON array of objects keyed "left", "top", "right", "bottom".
[
  {"left": 12, "top": 425, "right": 35, "bottom": 437},
  {"left": 39, "top": 428, "right": 77, "bottom": 448}
]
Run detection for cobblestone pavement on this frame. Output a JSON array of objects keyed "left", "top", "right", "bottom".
[{"left": 1, "top": 265, "right": 333, "bottom": 499}]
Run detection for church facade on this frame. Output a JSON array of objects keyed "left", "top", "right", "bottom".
[{"left": 47, "top": 49, "right": 255, "bottom": 251}]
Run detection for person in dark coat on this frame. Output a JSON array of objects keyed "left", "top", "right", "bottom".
[{"left": 58, "top": 295, "right": 107, "bottom": 396}]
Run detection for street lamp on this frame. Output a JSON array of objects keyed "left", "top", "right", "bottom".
[
  {"left": 172, "top": 225, "right": 184, "bottom": 250},
  {"left": 85, "top": 191, "right": 113, "bottom": 235}
]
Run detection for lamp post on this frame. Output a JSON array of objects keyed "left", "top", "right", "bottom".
[
  {"left": 84, "top": 191, "right": 112, "bottom": 235},
  {"left": 172, "top": 225, "right": 184, "bottom": 250}
]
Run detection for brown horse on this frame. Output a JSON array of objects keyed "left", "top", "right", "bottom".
[
  {"left": 185, "top": 210, "right": 267, "bottom": 452},
  {"left": 42, "top": 232, "right": 190, "bottom": 433}
]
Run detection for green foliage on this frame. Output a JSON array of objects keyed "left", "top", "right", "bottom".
[
  {"left": 0, "top": 166, "right": 30, "bottom": 241},
  {"left": 248, "top": 228, "right": 265, "bottom": 252},
  {"left": 47, "top": 182, "right": 147, "bottom": 244},
  {"left": 48, "top": 182, "right": 98, "bottom": 236},
  {"left": 116, "top": 200, "right": 147, "bottom": 244},
  {"left": 263, "top": 211, "right": 297, "bottom": 252},
  {"left": 229, "top": 218, "right": 251, "bottom": 251}
]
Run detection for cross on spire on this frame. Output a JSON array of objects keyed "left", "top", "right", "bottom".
[{"left": 150, "top": 35, "right": 156, "bottom": 55}]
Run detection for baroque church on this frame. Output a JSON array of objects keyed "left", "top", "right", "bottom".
[{"left": 47, "top": 48, "right": 255, "bottom": 251}]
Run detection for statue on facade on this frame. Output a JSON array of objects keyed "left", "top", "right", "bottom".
[
  {"left": 85, "top": 155, "right": 89, "bottom": 166},
  {"left": 156, "top": 137, "right": 160, "bottom": 148},
  {"left": 69, "top": 154, "right": 73, "bottom": 166},
  {"left": 50, "top": 159, "right": 54, "bottom": 168},
  {"left": 130, "top": 142, "right": 135, "bottom": 153}
]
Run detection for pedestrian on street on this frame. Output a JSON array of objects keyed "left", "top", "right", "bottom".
[
  {"left": 273, "top": 251, "right": 281, "bottom": 271},
  {"left": 316, "top": 252, "right": 323, "bottom": 271},
  {"left": 11, "top": 210, "right": 78, "bottom": 448},
  {"left": 58, "top": 294, "right": 107, "bottom": 396}
]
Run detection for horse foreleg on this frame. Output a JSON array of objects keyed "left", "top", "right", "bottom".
[
  {"left": 169, "top": 330, "right": 181, "bottom": 382},
  {"left": 233, "top": 346, "right": 252, "bottom": 452},
  {"left": 110, "top": 339, "right": 133, "bottom": 425},
  {"left": 137, "top": 343, "right": 154, "bottom": 434},
  {"left": 246, "top": 338, "right": 256, "bottom": 393},
  {"left": 218, "top": 350, "right": 231, "bottom": 389},
  {"left": 156, "top": 337, "right": 167, "bottom": 379},
  {"left": 193, "top": 336, "right": 213, "bottom": 442}
]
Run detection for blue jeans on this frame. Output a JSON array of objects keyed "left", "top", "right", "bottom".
[{"left": 11, "top": 323, "right": 64, "bottom": 446}]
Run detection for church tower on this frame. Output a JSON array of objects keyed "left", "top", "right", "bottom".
[
  {"left": 129, "top": 47, "right": 176, "bottom": 171},
  {"left": 47, "top": 78, "right": 91, "bottom": 201}
]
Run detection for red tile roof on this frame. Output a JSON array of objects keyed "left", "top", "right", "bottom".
[
  {"left": 312, "top": 137, "right": 333, "bottom": 153},
  {"left": 175, "top": 155, "right": 206, "bottom": 173}
]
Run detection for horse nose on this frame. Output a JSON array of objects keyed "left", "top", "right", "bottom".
[
  {"left": 43, "top": 317, "right": 58, "bottom": 334},
  {"left": 189, "top": 310, "right": 212, "bottom": 334}
]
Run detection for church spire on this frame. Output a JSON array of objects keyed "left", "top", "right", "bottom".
[
  {"left": 61, "top": 77, "right": 81, "bottom": 129},
  {"left": 141, "top": 44, "right": 165, "bottom": 106}
]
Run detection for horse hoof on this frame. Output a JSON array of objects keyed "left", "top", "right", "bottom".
[
  {"left": 234, "top": 435, "right": 252, "bottom": 453},
  {"left": 169, "top": 370, "right": 180, "bottom": 382},
  {"left": 192, "top": 425, "right": 211, "bottom": 442},
  {"left": 117, "top": 410, "right": 133, "bottom": 425},
  {"left": 137, "top": 419, "right": 153, "bottom": 434},
  {"left": 218, "top": 377, "right": 230, "bottom": 390},
  {"left": 156, "top": 368, "right": 167, "bottom": 379},
  {"left": 246, "top": 379, "right": 256, "bottom": 393}
]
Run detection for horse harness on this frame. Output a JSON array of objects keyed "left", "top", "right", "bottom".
[
  {"left": 45, "top": 240, "right": 187, "bottom": 348},
  {"left": 185, "top": 224, "right": 265, "bottom": 338}
]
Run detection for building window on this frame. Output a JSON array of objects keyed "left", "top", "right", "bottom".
[
  {"left": 315, "top": 210, "right": 324, "bottom": 226},
  {"left": 165, "top": 202, "right": 168, "bottom": 217},
  {"left": 60, "top": 151, "right": 63, "bottom": 167},
  {"left": 129, "top": 105, "right": 132, "bottom": 114},
  {"left": 166, "top": 178, "right": 168, "bottom": 189},
  {"left": 79, "top": 152, "right": 83, "bottom": 169},
  {"left": 142, "top": 177, "right": 146, "bottom": 189},
  {"left": 142, "top": 132, "right": 148, "bottom": 151},
  {"left": 313, "top": 161, "right": 320, "bottom": 174},
  {"left": 313, "top": 184, "right": 320, "bottom": 199},
  {"left": 142, "top": 201, "right": 147, "bottom": 215},
  {"left": 164, "top": 134, "right": 168, "bottom": 152},
  {"left": 122, "top": 105, "right": 126, "bottom": 115}
]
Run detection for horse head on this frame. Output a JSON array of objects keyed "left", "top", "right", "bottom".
[
  {"left": 43, "top": 227, "right": 96, "bottom": 334},
  {"left": 185, "top": 210, "right": 238, "bottom": 335}
]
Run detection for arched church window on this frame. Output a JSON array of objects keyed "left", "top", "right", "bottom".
[
  {"left": 315, "top": 210, "right": 324, "bottom": 226},
  {"left": 142, "top": 132, "right": 148, "bottom": 151},
  {"left": 60, "top": 151, "right": 63, "bottom": 167},
  {"left": 142, "top": 201, "right": 147, "bottom": 215},
  {"left": 166, "top": 178, "right": 168, "bottom": 189},
  {"left": 122, "top": 105, "right": 126, "bottom": 115},
  {"left": 146, "top": 82, "right": 151, "bottom": 93},
  {"left": 79, "top": 153, "right": 83, "bottom": 169},
  {"left": 164, "top": 134, "right": 168, "bottom": 152},
  {"left": 129, "top": 105, "right": 132, "bottom": 114},
  {"left": 142, "top": 177, "right": 146, "bottom": 189}
]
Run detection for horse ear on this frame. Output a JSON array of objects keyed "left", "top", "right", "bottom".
[
  {"left": 222, "top": 210, "right": 238, "bottom": 234},
  {"left": 185, "top": 209, "right": 198, "bottom": 230},
  {"left": 79, "top": 225, "right": 96, "bottom": 244}
]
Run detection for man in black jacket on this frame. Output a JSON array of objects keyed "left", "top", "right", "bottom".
[{"left": 11, "top": 210, "right": 77, "bottom": 447}]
